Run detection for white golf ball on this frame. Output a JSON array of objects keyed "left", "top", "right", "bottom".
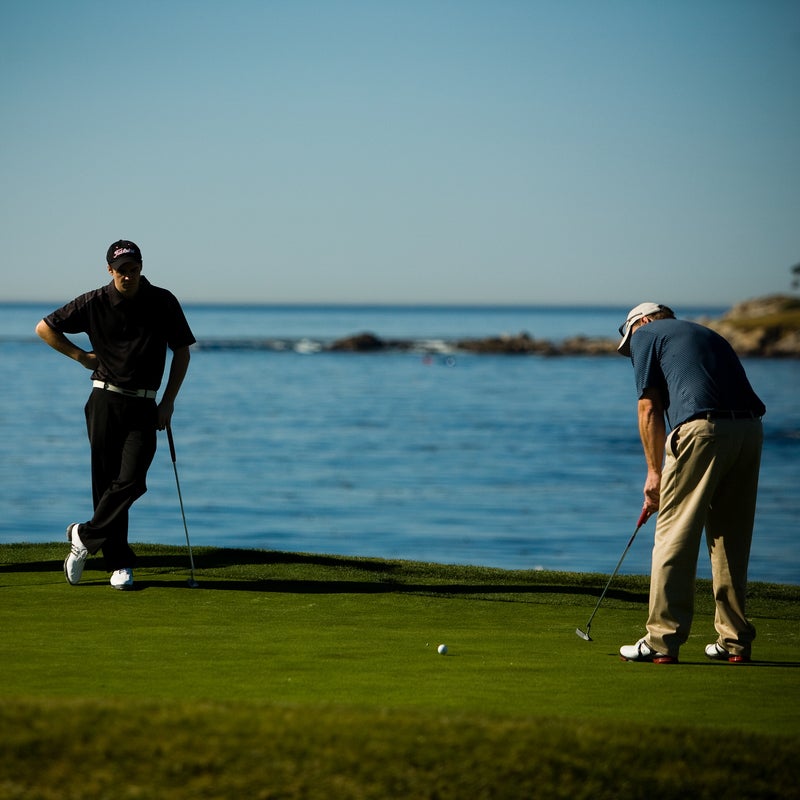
[{"left": 437, "top": 644, "right": 448, "bottom": 655}]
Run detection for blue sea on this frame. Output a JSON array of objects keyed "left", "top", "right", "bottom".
[{"left": 2, "top": 302, "right": 798, "bottom": 584}]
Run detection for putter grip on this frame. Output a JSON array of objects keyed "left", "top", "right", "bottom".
[
  {"left": 637, "top": 508, "right": 650, "bottom": 527},
  {"left": 167, "top": 425, "right": 177, "bottom": 463}
]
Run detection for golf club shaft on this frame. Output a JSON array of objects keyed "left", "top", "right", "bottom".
[
  {"left": 166, "top": 425, "right": 197, "bottom": 581},
  {"left": 582, "top": 507, "right": 650, "bottom": 632}
]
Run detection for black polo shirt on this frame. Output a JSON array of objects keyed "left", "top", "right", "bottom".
[{"left": 44, "top": 276, "right": 196, "bottom": 391}]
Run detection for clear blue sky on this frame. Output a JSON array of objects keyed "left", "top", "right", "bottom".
[{"left": 2, "top": 0, "right": 798, "bottom": 306}]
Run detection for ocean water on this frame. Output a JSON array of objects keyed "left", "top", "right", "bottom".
[{"left": 2, "top": 302, "right": 798, "bottom": 584}]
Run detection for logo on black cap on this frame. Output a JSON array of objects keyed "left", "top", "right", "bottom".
[{"left": 106, "top": 240, "right": 142, "bottom": 267}]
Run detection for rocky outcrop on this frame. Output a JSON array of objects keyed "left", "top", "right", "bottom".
[
  {"left": 329, "top": 332, "right": 390, "bottom": 351},
  {"left": 698, "top": 295, "right": 800, "bottom": 358},
  {"left": 454, "top": 295, "right": 800, "bottom": 358},
  {"left": 455, "top": 332, "right": 558, "bottom": 355},
  {"left": 204, "top": 296, "right": 800, "bottom": 358}
]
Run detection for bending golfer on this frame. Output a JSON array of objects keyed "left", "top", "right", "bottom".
[
  {"left": 616, "top": 303, "right": 765, "bottom": 664},
  {"left": 36, "top": 240, "right": 195, "bottom": 590}
]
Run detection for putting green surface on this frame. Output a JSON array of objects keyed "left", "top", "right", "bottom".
[
  {"left": 1, "top": 544, "right": 798, "bottom": 799},
  {"left": 3, "top": 543, "right": 798, "bottom": 729}
]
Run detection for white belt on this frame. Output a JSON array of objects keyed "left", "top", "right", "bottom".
[{"left": 92, "top": 380, "right": 157, "bottom": 399}]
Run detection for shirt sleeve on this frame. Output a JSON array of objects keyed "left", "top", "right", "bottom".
[
  {"left": 161, "top": 291, "right": 196, "bottom": 350},
  {"left": 43, "top": 293, "right": 92, "bottom": 335},
  {"left": 630, "top": 331, "right": 668, "bottom": 404}
]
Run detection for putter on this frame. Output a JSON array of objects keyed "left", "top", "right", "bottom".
[
  {"left": 166, "top": 424, "right": 200, "bottom": 588},
  {"left": 576, "top": 507, "right": 650, "bottom": 641}
]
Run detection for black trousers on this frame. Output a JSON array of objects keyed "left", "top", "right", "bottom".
[{"left": 80, "top": 389, "right": 158, "bottom": 570}]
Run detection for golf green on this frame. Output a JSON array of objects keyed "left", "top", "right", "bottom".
[{"left": 1, "top": 543, "right": 797, "bottom": 799}]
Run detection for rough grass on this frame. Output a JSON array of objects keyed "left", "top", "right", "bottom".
[
  {"left": 1, "top": 699, "right": 797, "bottom": 800},
  {"left": 1, "top": 544, "right": 798, "bottom": 799}
]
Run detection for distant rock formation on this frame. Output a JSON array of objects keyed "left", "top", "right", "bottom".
[
  {"left": 211, "top": 295, "right": 800, "bottom": 358},
  {"left": 455, "top": 332, "right": 558, "bottom": 355},
  {"left": 328, "top": 332, "right": 388, "bottom": 351},
  {"left": 698, "top": 295, "right": 800, "bottom": 358}
]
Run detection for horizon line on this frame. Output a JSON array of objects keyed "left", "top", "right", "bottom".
[{"left": 0, "top": 298, "right": 737, "bottom": 311}]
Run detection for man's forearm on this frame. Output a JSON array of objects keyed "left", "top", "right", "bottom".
[
  {"left": 638, "top": 398, "right": 666, "bottom": 474},
  {"left": 161, "top": 346, "right": 191, "bottom": 405},
  {"left": 638, "top": 390, "right": 666, "bottom": 511},
  {"left": 35, "top": 319, "right": 95, "bottom": 369}
]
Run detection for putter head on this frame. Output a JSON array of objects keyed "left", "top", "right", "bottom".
[
  {"left": 575, "top": 627, "right": 592, "bottom": 641},
  {"left": 187, "top": 578, "right": 200, "bottom": 589}
]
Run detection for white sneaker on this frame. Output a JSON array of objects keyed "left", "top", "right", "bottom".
[
  {"left": 110, "top": 568, "right": 134, "bottom": 591},
  {"left": 705, "top": 642, "right": 750, "bottom": 663},
  {"left": 619, "top": 636, "right": 678, "bottom": 664},
  {"left": 64, "top": 523, "right": 89, "bottom": 585}
]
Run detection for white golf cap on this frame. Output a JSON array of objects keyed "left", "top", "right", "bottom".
[{"left": 617, "top": 302, "right": 666, "bottom": 357}]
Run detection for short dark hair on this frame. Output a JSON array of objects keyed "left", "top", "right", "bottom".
[{"left": 647, "top": 306, "right": 675, "bottom": 321}]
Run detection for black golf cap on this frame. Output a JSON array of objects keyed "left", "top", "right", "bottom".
[{"left": 107, "top": 240, "right": 142, "bottom": 269}]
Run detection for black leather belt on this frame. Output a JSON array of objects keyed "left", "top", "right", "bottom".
[{"left": 685, "top": 410, "right": 760, "bottom": 423}]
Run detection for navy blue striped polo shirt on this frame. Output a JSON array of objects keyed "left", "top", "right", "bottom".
[{"left": 629, "top": 318, "right": 766, "bottom": 429}]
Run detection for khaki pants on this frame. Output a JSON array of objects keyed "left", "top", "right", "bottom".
[{"left": 646, "top": 417, "right": 763, "bottom": 658}]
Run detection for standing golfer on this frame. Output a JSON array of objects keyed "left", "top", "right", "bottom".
[
  {"left": 35, "top": 240, "right": 195, "bottom": 590},
  {"left": 616, "top": 302, "right": 765, "bottom": 664}
]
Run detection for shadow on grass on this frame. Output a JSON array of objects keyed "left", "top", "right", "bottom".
[
  {"left": 1, "top": 547, "right": 650, "bottom": 603},
  {"left": 2, "top": 548, "right": 398, "bottom": 576},
  {"left": 136, "top": 548, "right": 650, "bottom": 602},
  {"left": 136, "top": 576, "right": 640, "bottom": 600},
  {"left": 1, "top": 559, "right": 65, "bottom": 574}
]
